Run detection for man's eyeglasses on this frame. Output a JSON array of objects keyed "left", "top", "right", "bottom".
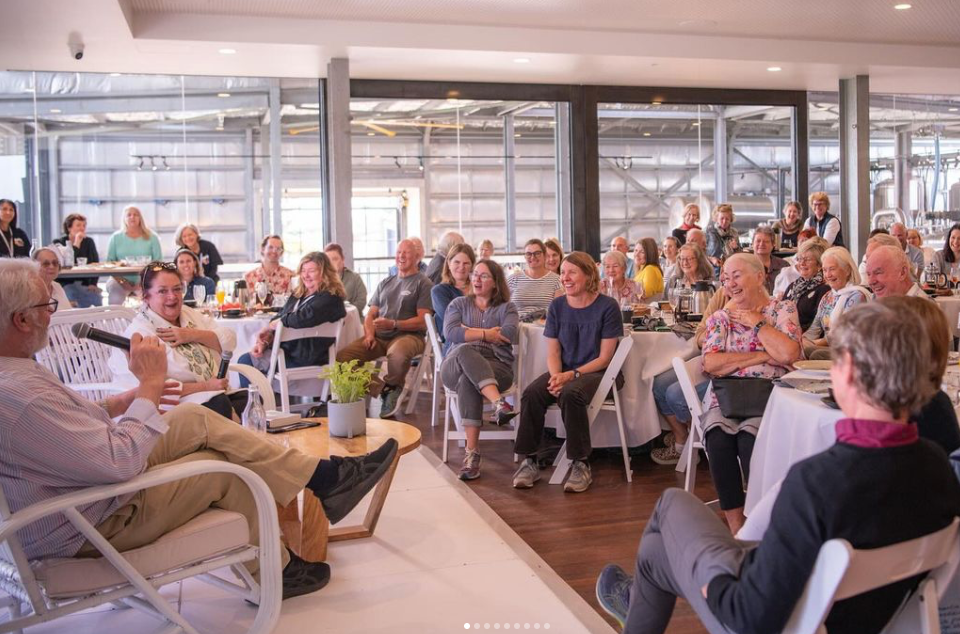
[
  {"left": 27, "top": 298, "right": 58, "bottom": 314},
  {"left": 524, "top": 250, "right": 544, "bottom": 259}
]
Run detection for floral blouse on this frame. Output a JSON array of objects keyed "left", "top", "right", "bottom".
[
  {"left": 244, "top": 264, "right": 294, "bottom": 295},
  {"left": 600, "top": 277, "right": 643, "bottom": 305},
  {"left": 702, "top": 298, "right": 801, "bottom": 410},
  {"left": 805, "top": 287, "right": 869, "bottom": 341}
]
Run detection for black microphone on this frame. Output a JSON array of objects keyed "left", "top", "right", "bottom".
[
  {"left": 71, "top": 323, "right": 131, "bottom": 351},
  {"left": 216, "top": 350, "right": 233, "bottom": 379}
]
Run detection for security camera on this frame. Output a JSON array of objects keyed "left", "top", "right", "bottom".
[{"left": 67, "top": 32, "right": 84, "bottom": 61}]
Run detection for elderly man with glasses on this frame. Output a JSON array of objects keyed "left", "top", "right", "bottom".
[{"left": 0, "top": 258, "right": 398, "bottom": 600}]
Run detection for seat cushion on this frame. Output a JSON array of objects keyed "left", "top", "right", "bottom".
[{"left": 33, "top": 509, "right": 250, "bottom": 599}]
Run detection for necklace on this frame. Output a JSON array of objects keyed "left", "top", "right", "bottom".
[{"left": 0, "top": 227, "right": 13, "bottom": 255}]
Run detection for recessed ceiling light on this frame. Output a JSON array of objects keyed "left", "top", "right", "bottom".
[
  {"left": 23, "top": 87, "right": 34, "bottom": 93},
  {"left": 366, "top": 132, "right": 375, "bottom": 136},
  {"left": 691, "top": 122, "right": 701, "bottom": 127},
  {"left": 767, "top": 66, "right": 782, "bottom": 72},
  {"left": 218, "top": 48, "right": 237, "bottom": 55},
  {"left": 643, "top": 132, "right": 651, "bottom": 137},
  {"left": 651, "top": 101, "right": 662, "bottom": 106},
  {"left": 894, "top": 3, "right": 911, "bottom": 9},
  {"left": 514, "top": 133, "right": 522, "bottom": 138},
  {"left": 49, "top": 108, "right": 61, "bottom": 114},
  {"left": 513, "top": 57, "right": 531, "bottom": 64},
  {"left": 217, "top": 93, "right": 231, "bottom": 98},
  {"left": 109, "top": 72, "right": 122, "bottom": 77},
  {"left": 950, "top": 107, "right": 959, "bottom": 112}
]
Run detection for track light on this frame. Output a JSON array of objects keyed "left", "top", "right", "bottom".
[{"left": 137, "top": 157, "right": 144, "bottom": 171}]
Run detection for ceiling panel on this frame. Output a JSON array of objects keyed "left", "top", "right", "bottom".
[{"left": 129, "top": 0, "right": 960, "bottom": 46}]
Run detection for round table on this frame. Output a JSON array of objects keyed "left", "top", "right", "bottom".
[
  {"left": 217, "top": 303, "right": 363, "bottom": 361},
  {"left": 936, "top": 296, "right": 960, "bottom": 338},
  {"left": 518, "top": 323, "right": 699, "bottom": 448},
  {"left": 269, "top": 418, "right": 421, "bottom": 562}
]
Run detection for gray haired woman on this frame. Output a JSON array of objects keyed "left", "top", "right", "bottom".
[{"left": 664, "top": 243, "right": 714, "bottom": 292}]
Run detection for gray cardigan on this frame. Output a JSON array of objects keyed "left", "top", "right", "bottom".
[
  {"left": 443, "top": 296, "right": 519, "bottom": 365},
  {"left": 341, "top": 267, "right": 367, "bottom": 316}
]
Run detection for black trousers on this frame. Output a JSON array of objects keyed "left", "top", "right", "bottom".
[
  {"left": 515, "top": 370, "right": 622, "bottom": 461},
  {"left": 704, "top": 428, "right": 756, "bottom": 511}
]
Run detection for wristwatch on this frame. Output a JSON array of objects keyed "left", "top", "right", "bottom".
[
  {"left": 752, "top": 322, "right": 764, "bottom": 337},
  {"left": 573, "top": 370, "right": 582, "bottom": 379}
]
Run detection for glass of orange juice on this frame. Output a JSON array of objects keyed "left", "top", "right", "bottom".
[{"left": 215, "top": 282, "right": 226, "bottom": 306}]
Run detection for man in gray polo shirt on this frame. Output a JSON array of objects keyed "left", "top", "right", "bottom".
[{"left": 337, "top": 239, "right": 433, "bottom": 418}]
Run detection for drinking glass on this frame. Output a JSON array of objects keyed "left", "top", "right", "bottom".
[
  {"left": 193, "top": 284, "right": 207, "bottom": 306},
  {"left": 215, "top": 283, "right": 226, "bottom": 306},
  {"left": 255, "top": 281, "right": 269, "bottom": 306},
  {"left": 76, "top": 257, "right": 88, "bottom": 266}
]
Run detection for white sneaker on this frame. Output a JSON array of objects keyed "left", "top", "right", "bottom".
[{"left": 512, "top": 458, "right": 540, "bottom": 488}]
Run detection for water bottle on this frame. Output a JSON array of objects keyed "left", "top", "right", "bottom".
[{"left": 242, "top": 387, "right": 268, "bottom": 433}]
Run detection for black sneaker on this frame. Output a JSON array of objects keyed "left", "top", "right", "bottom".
[
  {"left": 316, "top": 439, "right": 399, "bottom": 524},
  {"left": 282, "top": 551, "right": 331, "bottom": 600}
]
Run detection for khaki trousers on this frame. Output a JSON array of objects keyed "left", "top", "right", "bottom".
[
  {"left": 336, "top": 333, "right": 425, "bottom": 394},
  {"left": 78, "top": 403, "right": 318, "bottom": 574}
]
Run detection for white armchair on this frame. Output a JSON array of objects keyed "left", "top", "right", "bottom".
[{"left": 0, "top": 461, "right": 282, "bottom": 634}]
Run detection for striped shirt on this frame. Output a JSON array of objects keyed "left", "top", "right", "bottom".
[
  {"left": 507, "top": 270, "right": 562, "bottom": 319},
  {"left": 0, "top": 357, "right": 167, "bottom": 559}
]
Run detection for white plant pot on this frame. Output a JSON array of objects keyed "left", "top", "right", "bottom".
[{"left": 327, "top": 400, "right": 367, "bottom": 438}]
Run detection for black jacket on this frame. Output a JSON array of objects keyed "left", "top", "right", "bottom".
[
  {"left": 53, "top": 235, "right": 100, "bottom": 286},
  {"left": 0, "top": 226, "right": 30, "bottom": 258},
  {"left": 273, "top": 291, "right": 347, "bottom": 367}
]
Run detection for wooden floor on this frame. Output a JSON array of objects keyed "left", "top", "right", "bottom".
[{"left": 398, "top": 394, "right": 720, "bottom": 634}]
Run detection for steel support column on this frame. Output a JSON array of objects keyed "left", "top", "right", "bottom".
[
  {"left": 839, "top": 75, "right": 871, "bottom": 261},
  {"left": 268, "top": 81, "right": 282, "bottom": 237},
  {"left": 243, "top": 128, "right": 255, "bottom": 258},
  {"left": 504, "top": 114, "right": 517, "bottom": 252},
  {"left": 894, "top": 128, "right": 912, "bottom": 221},
  {"left": 714, "top": 107, "right": 728, "bottom": 202},
  {"left": 325, "top": 58, "right": 354, "bottom": 266},
  {"left": 555, "top": 103, "right": 572, "bottom": 251},
  {"left": 571, "top": 86, "right": 599, "bottom": 258}
]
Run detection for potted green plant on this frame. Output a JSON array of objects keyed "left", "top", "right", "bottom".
[{"left": 320, "top": 360, "right": 378, "bottom": 438}]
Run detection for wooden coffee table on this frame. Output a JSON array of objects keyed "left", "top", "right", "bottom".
[{"left": 270, "top": 418, "right": 421, "bottom": 562}]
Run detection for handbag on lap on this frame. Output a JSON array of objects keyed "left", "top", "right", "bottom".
[{"left": 711, "top": 377, "right": 774, "bottom": 419}]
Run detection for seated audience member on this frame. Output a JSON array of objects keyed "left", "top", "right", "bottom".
[
  {"left": 701, "top": 253, "right": 802, "bottom": 533},
  {"left": 109, "top": 262, "right": 238, "bottom": 419},
  {"left": 866, "top": 244, "right": 927, "bottom": 299},
  {"left": 803, "top": 247, "right": 870, "bottom": 359},
  {"left": 609, "top": 236, "right": 635, "bottom": 279},
  {"left": 440, "top": 260, "right": 519, "bottom": 481},
  {"left": 880, "top": 296, "right": 960, "bottom": 455},
  {"left": 54, "top": 213, "right": 102, "bottom": 307},
  {"left": 660, "top": 236, "right": 680, "bottom": 281},
  {"left": 771, "top": 229, "right": 820, "bottom": 298},
  {"left": 633, "top": 237, "right": 665, "bottom": 300},
  {"left": 476, "top": 239, "right": 494, "bottom": 260},
  {"left": 106, "top": 206, "right": 163, "bottom": 305},
  {"left": 544, "top": 238, "right": 564, "bottom": 276},
  {"left": 771, "top": 201, "right": 804, "bottom": 249},
  {"left": 751, "top": 225, "right": 789, "bottom": 293},
  {"left": 513, "top": 251, "right": 623, "bottom": 494},
  {"left": 858, "top": 232, "right": 902, "bottom": 281},
  {"left": 596, "top": 301, "right": 960, "bottom": 634},
  {"left": 663, "top": 243, "right": 714, "bottom": 295},
  {"left": 323, "top": 242, "right": 367, "bottom": 316},
  {"left": 337, "top": 239, "right": 432, "bottom": 418},
  {"left": 390, "top": 236, "right": 429, "bottom": 276},
  {"left": 934, "top": 223, "right": 960, "bottom": 281},
  {"left": 671, "top": 203, "right": 701, "bottom": 246},
  {"left": 508, "top": 238, "right": 562, "bottom": 320},
  {"left": 32, "top": 247, "right": 70, "bottom": 311},
  {"left": 783, "top": 238, "right": 830, "bottom": 331},
  {"left": 245, "top": 235, "right": 294, "bottom": 296},
  {"left": 238, "top": 252, "right": 347, "bottom": 386},
  {"left": 889, "top": 222, "right": 925, "bottom": 278},
  {"left": 600, "top": 250, "right": 643, "bottom": 306},
  {"left": 803, "top": 190, "right": 844, "bottom": 247},
  {"left": 907, "top": 228, "right": 935, "bottom": 266},
  {"left": 705, "top": 204, "right": 741, "bottom": 274},
  {"left": 685, "top": 227, "right": 707, "bottom": 252},
  {"left": 0, "top": 199, "right": 29, "bottom": 258},
  {"left": 175, "top": 222, "right": 223, "bottom": 283},
  {"left": 0, "top": 258, "right": 398, "bottom": 599},
  {"left": 425, "top": 231, "right": 465, "bottom": 285},
  {"left": 175, "top": 249, "right": 215, "bottom": 307},
  {"left": 431, "top": 243, "right": 476, "bottom": 351}
]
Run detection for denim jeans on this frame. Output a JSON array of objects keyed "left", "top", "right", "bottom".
[
  {"left": 652, "top": 368, "right": 708, "bottom": 423},
  {"left": 62, "top": 281, "right": 103, "bottom": 308}
]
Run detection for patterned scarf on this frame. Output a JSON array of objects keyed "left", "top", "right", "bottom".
[
  {"left": 139, "top": 306, "right": 219, "bottom": 380},
  {"left": 785, "top": 271, "right": 825, "bottom": 303}
]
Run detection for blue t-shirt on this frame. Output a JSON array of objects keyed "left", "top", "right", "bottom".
[{"left": 543, "top": 294, "right": 622, "bottom": 371}]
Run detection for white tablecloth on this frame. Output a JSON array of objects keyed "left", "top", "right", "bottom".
[
  {"left": 518, "top": 323, "right": 698, "bottom": 448},
  {"left": 936, "top": 296, "right": 960, "bottom": 338}
]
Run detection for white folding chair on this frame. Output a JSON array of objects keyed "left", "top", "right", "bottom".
[
  {"left": 547, "top": 336, "right": 635, "bottom": 485},
  {"left": 229, "top": 363, "right": 277, "bottom": 411},
  {"left": 783, "top": 517, "right": 960, "bottom": 634},
  {"left": 671, "top": 355, "right": 711, "bottom": 492},
  {"left": 265, "top": 319, "right": 343, "bottom": 413},
  {"left": 35, "top": 306, "right": 136, "bottom": 401},
  {"left": 425, "top": 318, "right": 446, "bottom": 427},
  {"left": 403, "top": 340, "right": 433, "bottom": 415},
  {"left": 0, "top": 461, "right": 282, "bottom": 634}
]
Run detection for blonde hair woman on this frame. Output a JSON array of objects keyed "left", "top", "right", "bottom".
[
  {"left": 803, "top": 191, "right": 844, "bottom": 247},
  {"left": 105, "top": 206, "right": 162, "bottom": 305},
  {"left": 475, "top": 239, "right": 494, "bottom": 260},
  {"left": 803, "top": 246, "right": 871, "bottom": 359},
  {"left": 238, "top": 251, "right": 347, "bottom": 384}
]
